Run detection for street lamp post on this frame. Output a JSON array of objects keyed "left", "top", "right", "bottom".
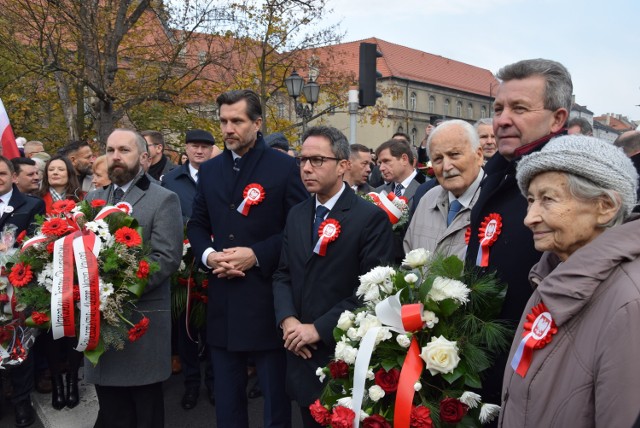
[{"left": 285, "top": 70, "right": 320, "bottom": 133}]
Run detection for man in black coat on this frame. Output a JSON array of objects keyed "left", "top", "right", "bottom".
[
  {"left": 0, "top": 156, "right": 45, "bottom": 427},
  {"left": 273, "top": 126, "right": 394, "bottom": 427},
  {"left": 187, "top": 90, "right": 308, "bottom": 428},
  {"left": 465, "top": 59, "right": 572, "bottom": 406}
]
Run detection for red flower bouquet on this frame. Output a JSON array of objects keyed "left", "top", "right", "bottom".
[{"left": 171, "top": 236, "right": 208, "bottom": 329}]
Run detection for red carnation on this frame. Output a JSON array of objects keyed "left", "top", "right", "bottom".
[
  {"left": 51, "top": 200, "right": 76, "bottom": 214},
  {"left": 91, "top": 199, "right": 107, "bottom": 208},
  {"left": 31, "top": 311, "right": 50, "bottom": 325},
  {"left": 410, "top": 405, "right": 433, "bottom": 428},
  {"left": 115, "top": 227, "right": 142, "bottom": 247},
  {"left": 0, "top": 293, "right": 9, "bottom": 303},
  {"left": 330, "top": 406, "right": 356, "bottom": 428},
  {"left": 374, "top": 367, "right": 401, "bottom": 393},
  {"left": 363, "top": 414, "right": 391, "bottom": 428},
  {"left": 46, "top": 241, "right": 55, "bottom": 254},
  {"left": 440, "top": 397, "right": 468, "bottom": 424},
  {"left": 128, "top": 316, "right": 150, "bottom": 342},
  {"left": 16, "top": 230, "right": 27, "bottom": 245},
  {"left": 8, "top": 262, "right": 34, "bottom": 287},
  {"left": 328, "top": 360, "right": 350, "bottom": 379},
  {"left": 41, "top": 218, "right": 71, "bottom": 237},
  {"left": 201, "top": 279, "right": 209, "bottom": 289},
  {"left": 309, "top": 399, "right": 331, "bottom": 426},
  {"left": 136, "top": 260, "right": 150, "bottom": 279}
]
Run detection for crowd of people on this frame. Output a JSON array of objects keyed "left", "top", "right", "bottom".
[{"left": 1, "top": 56, "right": 640, "bottom": 428}]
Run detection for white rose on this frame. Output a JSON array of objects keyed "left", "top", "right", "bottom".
[
  {"left": 335, "top": 340, "right": 359, "bottom": 365},
  {"left": 375, "top": 327, "right": 392, "bottom": 344},
  {"left": 420, "top": 335, "right": 460, "bottom": 375},
  {"left": 428, "top": 276, "right": 470, "bottom": 305},
  {"left": 336, "top": 396, "right": 353, "bottom": 409},
  {"left": 402, "top": 248, "right": 430, "bottom": 268},
  {"left": 315, "top": 367, "right": 326, "bottom": 383},
  {"left": 368, "top": 385, "right": 385, "bottom": 402},
  {"left": 337, "top": 310, "right": 355, "bottom": 330},
  {"left": 479, "top": 403, "right": 501, "bottom": 424},
  {"left": 346, "top": 327, "right": 359, "bottom": 341},
  {"left": 366, "top": 369, "right": 375, "bottom": 380},
  {"left": 396, "top": 333, "right": 411, "bottom": 348},
  {"left": 414, "top": 381, "right": 422, "bottom": 391},
  {"left": 422, "top": 310, "right": 439, "bottom": 328},
  {"left": 404, "top": 273, "right": 419, "bottom": 284},
  {"left": 460, "top": 391, "right": 481, "bottom": 409},
  {"left": 356, "top": 314, "right": 382, "bottom": 338}
]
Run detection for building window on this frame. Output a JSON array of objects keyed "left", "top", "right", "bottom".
[
  {"left": 409, "top": 92, "right": 417, "bottom": 111},
  {"left": 277, "top": 102, "right": 285, "bottom": 118},
  {"left": 481, "top": 106, "right": 487, "bottom": 118},
  {"left": 428, "top": 96, "right": 435, "bottom": 113},
  {"left": 467, "top": 103, "right": 473, "bottom": 119},
  {"left": 443, "top": 99, "right": 450, "bottom": 116},
  {"left": 456, "top": 101, "right": 462, "bottom": 118},
  {"left": 411, "top": 127, "right": 417, "bottom": 145}
]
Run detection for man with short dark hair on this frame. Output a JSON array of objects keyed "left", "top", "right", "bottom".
[
  {"left": 374, "top": 139, "right": 424, "bottom": 208},
  {"left": 566, "top": 117, "right": 593, "bottom": 136},
  {"left": 141, "top": 130, "right": 175, "bottom": 181},
  {"left": 11, "top": 157, "right": 40, "bottom": 195},
  {"left": 346, "top": 144, "right": 373, "bottom": 194},
  {"left": 273, "top": 126, "right": 394, "bottom": 427},
  {"left": 614, "top": 130, "right": 640, "bottom": 210},
  {"left": 466, "top": 58, "right": 571, "bottom": 406},
  {"left": 188, "top": 89, "right": 307, "bottom": 428},
  {"left": 57, "top": 140, "right": 94, "bottom": 192}
]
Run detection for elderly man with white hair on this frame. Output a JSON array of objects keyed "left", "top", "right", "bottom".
[{"left": 403, "top": 119, "right": 484, "bottom": 259}]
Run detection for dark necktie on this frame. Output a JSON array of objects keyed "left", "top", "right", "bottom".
[
  {"left": 113, "top": 187, "right": 124, "bottom": 204},
  {"left": 233, "top": 157, "right": 241, "bottom": 173},
  {"left": 394, "top": 183, "right": 404, "bottom": 196},
  {"left": 313, "top": 205, "right": 330, "bottom": 236},
  {"left": 447, "top": 199, "right": 463, "bottom": 226}
]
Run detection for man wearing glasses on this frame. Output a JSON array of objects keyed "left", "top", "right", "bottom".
[
  {"left": 141, "top": 130, "right": 175, "bottom": 181},
  {"left": 188, "top": 89, "right": 307, "bottom": 428},
  {"left": 273, "top": 126, "right": 394, "bottom": 427}
]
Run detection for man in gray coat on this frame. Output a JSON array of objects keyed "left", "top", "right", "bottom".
[
  {"left": 85, "top": 128, "right": 183, "bottom": 427},
  {"left": 404, "top": 120, "right": 484, "bottom": 260}
]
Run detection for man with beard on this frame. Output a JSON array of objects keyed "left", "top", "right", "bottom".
[
  {"left": 188, "top": 89, "right": 307, "bottom": 428},
  {"left": 85, "top": 128, "right": 182, "bottom": 427},
  {"left": 58, "top": 140, "right": 95, "bottom": 192}
]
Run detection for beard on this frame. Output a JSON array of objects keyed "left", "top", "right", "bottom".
[{"left": 108, "top": 162, "right": 140, "bottom": 186}]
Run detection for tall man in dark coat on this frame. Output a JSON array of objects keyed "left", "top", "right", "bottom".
[
  {"left": 0, "top": 156, "right": 45, "bottom": 427},
  {"left": 273, "top": 126, "right": 394, "bottom": 427},
  {"left": 187, "top": 89, "right": 308, "bottom": 428},
  {"left": 85, "top": 129, "right": 183, "bottom": 428},
  {"left": 465, "top": 59, "right": 572, "bottom": 406}
]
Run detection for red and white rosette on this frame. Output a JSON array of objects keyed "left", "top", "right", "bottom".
[
  {"left": 367, "top": 192, "right": 402, "bottom": 224},
  {"left": 237, "top": 183, "right": 265, "bottom": 216},
  {"left": 511, "top": 302, "right": 558, "bottom": 377},
  {"left": 475, "top": 213, "right": 502, "bottom": 267},
  {"left": 313, "top": 218, "right": 340, "bottom": 256},
  {"left": 115, "top": 202, "right": 133, "bottom": 216}
]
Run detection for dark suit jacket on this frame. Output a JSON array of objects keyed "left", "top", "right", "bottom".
[
  {"left": 161, "top": 161, "right": 196, "bottom": 223},
  {"left": 0, "top": 185, "right": 45, "bottom": 239},
  {"left": 187, "top": 136, "right": 308, "bottom": 351},
  {"left": 273, "top": 187, "right": 394, "bottom": 405}
]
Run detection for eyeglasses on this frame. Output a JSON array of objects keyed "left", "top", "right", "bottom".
[{"left": 295, "top": 156, "right": 342, "bottom": 168}]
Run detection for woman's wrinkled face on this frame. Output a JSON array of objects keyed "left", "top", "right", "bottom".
[{"left": 524, "top": 171, "right": 607, "bottom": 261}]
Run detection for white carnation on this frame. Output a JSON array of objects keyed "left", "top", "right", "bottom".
[
  {"left": 420, "top": 335, "right": 460, "bottom": 376},
  {"left": 479, "top": 403, "right": 501, "bottom": 424},
  {"left": 363, "top": 285, "right": 380, "bottom": 303},
  {"left": 396, "top": 333, "right": 411, "bottom": 348},
  {"left": 346, "top": 327, "right": 359, "bottom": 341},
  {"left": 368, "top": 385, "right": 385, "bottom": 402},
  {"left": 375, "top": 327, "right": 392, "bottom": 344},
  {"left": 402, "top": 248, "right": 430, "bottom": 268},
  {"left": 414, "top": 381, "right": 422, "bottom": 391},
  {"left": 315, "top": 367, "right": 326, "bottom": 383},
  {"left": 366, "top": 369, "right": 375, "bottom": 380},
  {"left": 357, "top": 266, "right": 395, "bottom": 302},
  {"left": 179, "top": 260, "right": 186, "bottom": 271},
  {"left": 337, "top": 310, "right": 355, "bottom": 330},
  {"left": 334, "top": 340, "right": 358, "bottom": 365},
  {"left": 404, "top": 273, "right": 419, "bottom": 283},
  {"left": 460, "top": 391, "right": 481, "bottom": 409},
  {"left": 336, "top": 396, "right": 353, "bottom": 409},
  {"left": 422, "top": 310, "right": 439, "bottom": 328},
  {"left": 428, "top": 276, "right": 470, "bottom": 304},
  {"left": 182, "top": 242, "right": 190, "bottom": 256},
  {"left": 356, "top": 314, "right": 382, "bottom": 338}
]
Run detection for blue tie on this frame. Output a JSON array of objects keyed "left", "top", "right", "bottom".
[
  {"left": 313, "top": 205, "right": 330, "bottom": 236},
  {"left": 394, "top": 183, "right": 404, "bottom": 196},
  {"left": 447, "top": 199, "right": 463, "bottom": 226}
]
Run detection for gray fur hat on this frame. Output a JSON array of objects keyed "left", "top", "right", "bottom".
[{"left": 516, "top": 134, "right": 638, "bottom": 217}]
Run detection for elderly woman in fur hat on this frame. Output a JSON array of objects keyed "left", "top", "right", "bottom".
[{"left": 499, "top": 135, "right": 640, "bottom": 427}]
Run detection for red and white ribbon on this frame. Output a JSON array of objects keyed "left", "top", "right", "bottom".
[
  {"left": 237, "top": 183, "right": 265, "bottom": 216},
  {"left": 511, "top": 302, "right": 557, "bottom": 377},
  {"left": 72, "top": 232, "right": 102, "bottom": 351},
  {"left": 51, "top": 235, "right": 76, "bottom": 340},
  {"left": 367, "top": 192, "right": 403, "bottom": 224},
  {"left": 475, "top": 213, "right": 502, "bottom": 267},
  {"left": 313, "top": 219, "right": 340, "bottom": 256}
]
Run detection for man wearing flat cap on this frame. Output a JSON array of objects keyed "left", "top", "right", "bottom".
[
  {"left": 265, "top": 132, "right": 291, "bottom": 154},
  {"left": 162, "top": 129, "right": 216, "bottom": 410}
]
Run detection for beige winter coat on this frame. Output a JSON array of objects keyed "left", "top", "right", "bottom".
[{"left": 499, "top": 217, "right": 640, "bottom": 427}]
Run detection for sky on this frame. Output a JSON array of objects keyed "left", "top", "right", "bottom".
[{"left": 327, "top": 0, "right": 640, "bottom": 121}]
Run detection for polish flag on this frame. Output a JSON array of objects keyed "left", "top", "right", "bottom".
[{"left": 0, "top": 97, "right": 21, "bottom": 159}]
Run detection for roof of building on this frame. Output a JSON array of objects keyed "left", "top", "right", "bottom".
[
  {"left": 571, "top": 103, "right": 593, "bottom": 115},
  {"left": 309, "top": 37, "right": 497, "bottom": 97},
  {"left": 594, "top": 114, "right": 636, "bottom": 132}
]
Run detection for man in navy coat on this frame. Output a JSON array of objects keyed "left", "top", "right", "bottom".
[
  {"left": 187, "top": 89, "right": 308, "bottom": 428},
  {"left": 273, "top": 126, "right": 394, "bottom": 427}
]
